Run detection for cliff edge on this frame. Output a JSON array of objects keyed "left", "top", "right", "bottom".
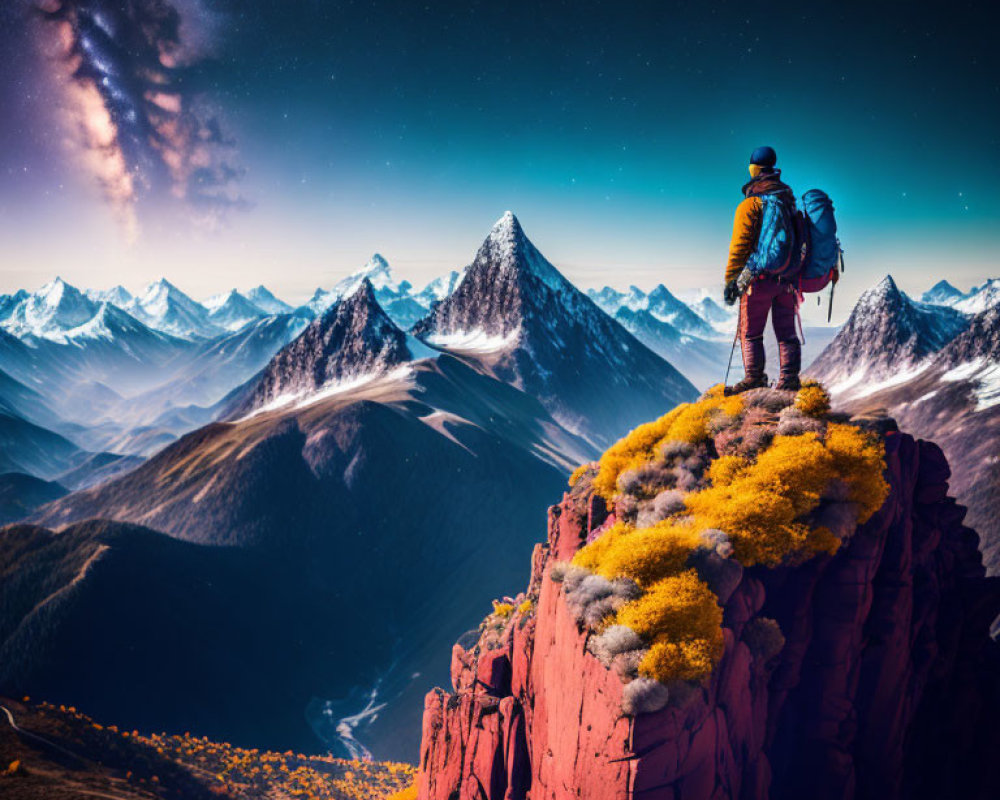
[{"left": 416, "top": 385, "right": 1000, "bottom": 800}]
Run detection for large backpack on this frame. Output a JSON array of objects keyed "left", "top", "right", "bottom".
[
  {"left": 797, "top": 189, "right": 842, "bottom": 293},
  {"left": 745, "top": 194, "right": 800, "bottom": 281}
]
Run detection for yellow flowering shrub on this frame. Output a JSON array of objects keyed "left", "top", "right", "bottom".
[
  {"left": 824, "top": 423, "right": 890, "bottom": 522},
  {"left": 641, "top": 637, "right": 725, "bottom": 683},
  {"left": 592, "top": 387, "right": 743, "bottom": 500},
  {"left": 613, "top": 570, "right": 724, "bottom": 682},
  {"left": 518, "top": 598, "right": 533, "bottom": 615},
  {"left": 572, "top": 520, "right": 701, "bottom": 587},
  {"left": 592, "top": 406, "right": 686, "bottom": 498},
  {"left": 795, "top": 381, "right": 831, "bottom": 417},
  {"left": 568, "top": 463, "right": 592, "bottom": 487},
  {"left": 683, "top": 429, "right": 886, "bottom": 566},
  {"left": 384, "top": 784, "right": 418, "bottom": 800},
  {"left": 492, "top": 601, "right": 514, "bottom": 618},
  {"left": 571, "top": 382, "right": 889, "bottom": 689},
  {"left": 707, "top": 454, "right": 750, "bottom": 486}
]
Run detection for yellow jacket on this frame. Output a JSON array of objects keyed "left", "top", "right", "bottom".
[{"left": 724, "top": 196, "right": 763, "bottom": 285}]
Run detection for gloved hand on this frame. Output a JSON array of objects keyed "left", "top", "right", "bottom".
[{"left": 724, "top": 279, "right": 739, "bottom": 306}]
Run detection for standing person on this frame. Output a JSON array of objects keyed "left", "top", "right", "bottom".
[{"left": 722, "top": 146, "right": 802, "bottom": 393}]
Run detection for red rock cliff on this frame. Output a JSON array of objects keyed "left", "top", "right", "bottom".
[{"left": 417, "top": 430, "right": 1000, "bottom": 800}]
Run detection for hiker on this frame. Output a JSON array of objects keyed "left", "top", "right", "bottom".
[{"left": 722, "top": 146, "right": 802, "bottom": 393}]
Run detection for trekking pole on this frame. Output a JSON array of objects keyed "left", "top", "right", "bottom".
[
  {"left": 828, "top": 248, "right": 844, "bottom": 323},
  {"left": 724, "top": 301, "right": 742, "bottom": 387}
]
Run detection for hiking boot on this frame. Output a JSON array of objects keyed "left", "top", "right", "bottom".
[
  {"left": 724, "top": 335, "right": 768, "bottom": 394},
  {"left": 775, "top": 338, "right": 802, "bottom": 392},
  {"left": 726, "top": 372, "right": 769, "bottom": 395}
]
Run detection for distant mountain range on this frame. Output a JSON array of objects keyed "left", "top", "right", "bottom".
[{"left": 12, "top": 212, "right": 696, "bottom": 761}]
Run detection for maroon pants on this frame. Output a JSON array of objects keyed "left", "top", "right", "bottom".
[{"left": 739, "top": 277, "right": 800, "bottom": 381}]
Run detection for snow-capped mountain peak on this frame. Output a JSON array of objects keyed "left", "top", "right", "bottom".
[
  {"left": 246, "top": 285, "right": 293, "bottom": 315},
  {"left": 920, "top": 279, "right": 964, "bottom": 306},
  {"left": 417, "top": 269, "right": 466, "bottom": 305},
  {"left": 242, "top": 278, "right": 419, "bottom": 413},
  {"left": 128, "top": 278, "right": 220, "bottom": 340},
  {"left": 307, "top": 254, "right": 413, "bottom": 317},
  {"left": 342, "top": 253, "right": 409, "bottom": 296},
  {"left": 585, "top": 286, "right": 626, "bottom": 315},
  {"left": 140, "top": 277, "right": 174, "bottom": 299},
  {"left": 856, "top": 274, "right": 904, "bottom": 312},
  {"left": 479, "top": 211, "right": 568, "bottom": 293},
  {"left": 624, "top": 285, "right": 647, "bottom": 311},
  {"left": 85, "top": 285, "right": 134, "bottom": 308},
  {"left": 205, "top": 290, "right": 267, "bottom": 332},
  {"left": 360, "top": 253, "right": 393, "bottom": 287},
  {"left": 693, "top": 296, "right": 731, "bottom": 325},
  {"left": 810, "top": 274, "right": 969, "bottom": 397},
  {"left": 411, "top": 212, "right": 696, "bottom": 447},
  {"left": 1, "top": 277, "right": 99, "bottom": 339}
]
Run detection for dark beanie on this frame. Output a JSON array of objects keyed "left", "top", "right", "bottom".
[{"left": 750, "top": 146, "right": 777, "bottom": 167}]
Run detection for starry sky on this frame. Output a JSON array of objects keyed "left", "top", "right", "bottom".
[{"left": 1, "top": 0, "right": 997, "bottom": 319}]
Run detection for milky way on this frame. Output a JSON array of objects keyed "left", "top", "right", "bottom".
[{"left": 38, "top": 0, "right": 243, "bottom": 238}]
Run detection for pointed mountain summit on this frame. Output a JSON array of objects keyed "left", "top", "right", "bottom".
[
  {"left": 809, "top": 274, "right": 968, "bottom": 396},
  {"left": 246, "top": 285, "right": 293, "bottom": 315},
  {"left": 128, "top": 278, "right": 219, "bottom": 340},
  {"left": 306, "top": 254, "right": 413, "bottom": 317},
  {"left": 920, "top": 279, "right": 965, "bottom": 307},
  {"left": 85, "top": 285, "right": 134, "bottom": 308},
  {"left": 586, "top": 286, "right": 626, "bottom": 315},
  {"left": 586, "top": 283, "right": 720, "bottom": 338},
  {"left": 644, "top": 284, "right": 717, "bottom": 338},
  {"left": 412, "top": 211, "right": 579, "bottom": 340},
  {"left": 243, "top": 279, "right": 417, "bottom": 412},
  {"left": 65, "top": 301, "right": 164, "bottom": 342},
  {"left": 1, "top": 278, "right": 100, "bottom": 340},
  {"left": 692, "top": 296, "right": 732, "bottom": 325},
  {"left": 206, "top": 289, "right": 267, "bottom": 332},
  {"left": 348, "top": 253, "right": 408, "bottom": 295},
  {"left": 416, "top": 269, "right": 466, "bottom": 307},
  {"left": 412, "top": 212, "right": 697, "bottom": 446}
]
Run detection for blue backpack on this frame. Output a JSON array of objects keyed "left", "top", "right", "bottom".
[
  {"left": 745, "top": 194, "right": 800, "bottom": 281},
  {"left": 797, "top": 189, "right": 842, "bottom": 292}
]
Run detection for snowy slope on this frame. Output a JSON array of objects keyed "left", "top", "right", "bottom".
[
  {"left": 1, "top": 278, "right": 100, "bottom": 341},
  {"left": 416, "top": 269, "right": 466, "bottom": 307},
  {"left": 127, "top": 279, "right": 222, "bottom": 340},
  {"left": 85, "top": 285, "right": 134, "bottom": 308},
  {"left": 245, "top": 285, "right": 293, "bottom": 315},
  {"left": 205, "top": 290, "right": 268, "bottom": 332},
  {"left": 920, "top": 280, "right": 965, "bottom": 306},
  {"left": 307, "top": 254, "right": 415, "bottom": 316},
  {"left": 953, "top": 278, "right": 1000, "bottom": 315}
]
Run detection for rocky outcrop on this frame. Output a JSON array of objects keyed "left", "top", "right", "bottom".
[{"left": 417, "top": 429, "right": 1000, "bottom": 799}]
